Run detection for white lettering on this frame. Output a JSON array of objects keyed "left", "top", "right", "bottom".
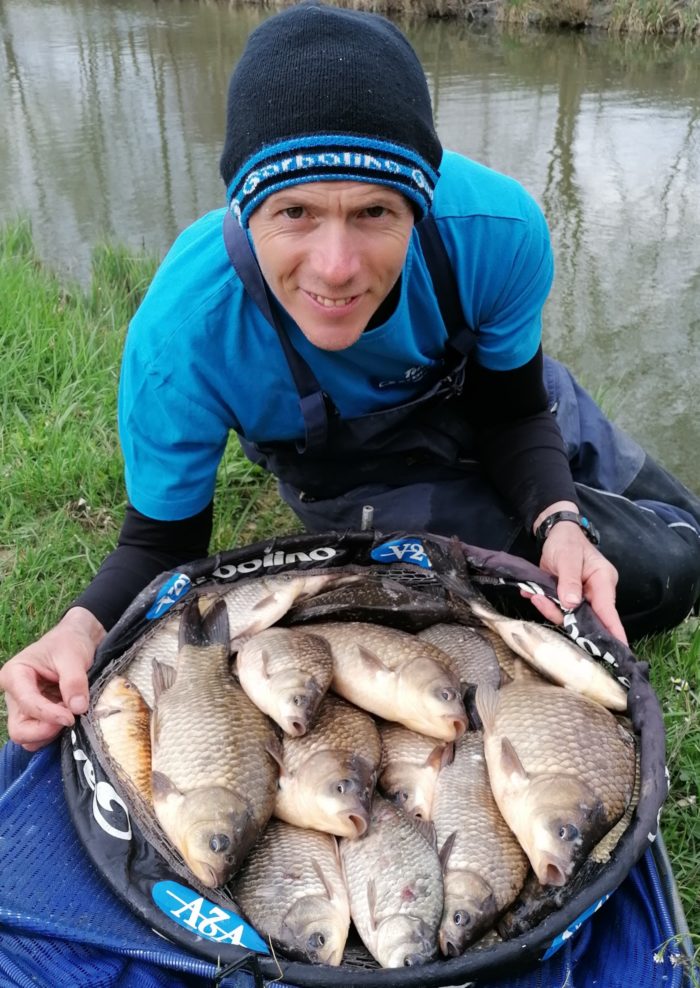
[
  {"left": 212, "top": 546, "right": 337, "bottom": 579},
  {"left": 237, "top": 558, "right": 262, "bottom": 574},
  {"left": 71, "top": 736, "right": 131, "bottom": 840},
  {"left": 284, "top": 551, "right": 312, "bottom": 564},
  {"left": 309, "top": 547, "right": 336, "bottom": 561},
  {"left": 93, "top": 781, "right": 132, "bottom": 841},
  {"left": 170, "top": 894, "right": 205, "bottom": 929}
]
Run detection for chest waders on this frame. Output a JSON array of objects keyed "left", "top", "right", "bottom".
[{"left": 222, "top": 210, "right": 700, "bottom": 638}]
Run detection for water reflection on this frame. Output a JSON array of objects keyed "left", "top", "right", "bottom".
[{"left": 1, "top": 0, "right": 698, "bottom": 486}]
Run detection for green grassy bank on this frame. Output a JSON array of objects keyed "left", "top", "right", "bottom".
[{"left": 0, "top": 221, "right": 698, "bottom": 959}]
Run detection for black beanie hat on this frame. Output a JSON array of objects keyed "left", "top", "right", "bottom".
[{"left": 220, "top": 2, "right": 442, "bottom": 225}]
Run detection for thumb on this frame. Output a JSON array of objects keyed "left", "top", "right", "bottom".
[
  {"left": 55, "top": 653, "right": 91, "bottom": 715},
  {"left": 557, "top": 577, "right": 583, "bottom": 611}
]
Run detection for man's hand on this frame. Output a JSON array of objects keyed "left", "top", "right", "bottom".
[
  {"left": 0, "top": 607, "right": 105, "bottom": 751},
  {"left": 527, "top": 501, "right": 628, "bottom": 644}
]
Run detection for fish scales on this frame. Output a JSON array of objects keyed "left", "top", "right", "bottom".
[
  {"left": 432, "top": 732, "right": 529, "bottom": 953},
  {"left": 466, "top": 598, "right": 628, "bottom": 711},
  {"left": 377, "top": 721, "right": 448, "bottom": 820},
  {"left": 220, "top": 571, "right": 361, "bottom": 645},
  {"left": 340, "top": 795, "right": 444, "bottom": 968},
  {"left": 94, "top": 676, "right": 153, "bottom": 804},
  {"left": 274, "top": 694, "right": 381, "bottom": 838},
  {"left": 231, "top": 820, "right": 350, "bottom": 966},
  {"left": 477, "top": 678, "right": 636, "bottom": 886},
  {"left": 124, "top": 613, "right": 180, "bottom": 709},
  {"left": 151, "top": 599, "right": 279, "bottom": 887},
  {"left": 308, "top": 621, "right": 467, "bottom": 741},
  {"left": 417, "top": 623, "right": 502, "bottom": 691},
  {"left": 152, "top": 645, "right": 276, "bottom": 801},
  {"left": 236, "top": 626, "right": 333, "bottom": 736}
]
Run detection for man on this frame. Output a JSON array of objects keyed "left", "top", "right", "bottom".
[{"left": 2, "top": 2, "right": 699, "bottom": 751}]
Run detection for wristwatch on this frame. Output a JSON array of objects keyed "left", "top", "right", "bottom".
[{"left": 535, "top": 510, "right": 600, "bottom": 547}]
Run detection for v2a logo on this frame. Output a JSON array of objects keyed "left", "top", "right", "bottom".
[
  {"left": 370, "top": 538, "right": 432, "bottom": 569},
  {"left": 146, "top": 572, "right": 192, "bottom": 620},
  {"left": 71, "top": 730, "right": 131, "bottom": 841}
]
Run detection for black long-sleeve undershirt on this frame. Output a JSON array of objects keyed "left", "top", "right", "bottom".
[
  {"left": 70, "top": 501, "right": 214, "bottom": 632},
  {"left": 463, "top": 346, "right": 577, "bottom": 528}
]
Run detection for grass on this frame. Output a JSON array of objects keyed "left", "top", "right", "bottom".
[{"left": 0, "top": 219, "right": 698, "bottom": 949}]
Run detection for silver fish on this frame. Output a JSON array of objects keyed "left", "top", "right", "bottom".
[
  {"left": 476, "top": 678, "right": 636, "bottom": 887},
  {"left": 432, "top": 733, "right": 528, "bottom": 954},
  {"left": 235, "top": 627, "right": 333, "bottom": 736},
  {"left": 218, "top": 570, "right": 361, "bottom": 648},
  {"left": 466, "top": 597, "right": 628, "bottom": 711},
  {"left": 309, "top": 621, "right": 467, "bottom": 741},
  {"left": 231, "top": 820, "right": 350, "bottom": 965},
  {"left": 417, "top": 623, "right": 503, "bottom": 693},
  {"left": 150, "top": 597, "right": 279, "bottom": 887},
  {"left": 339, "top": 795, "right": 443, "bottom": 968},
  {"left": 377, "top": 721, "right": 450, "bottom": 820},
  {"left": 274, "top": 694, "right": 382, "bottom": 839}
]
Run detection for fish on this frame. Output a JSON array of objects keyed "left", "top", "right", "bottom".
[
  {"left": 285, "top": 576, "right": 455, "bottom": 632},
  {"left": 231, "top": 820, "right": 350, "bottom": 965},
  {"left": 465, "top": 596, "right": 628, "bottom": 712},
  {"left": 235, "top": 627, "right": 333, "bottom": 736},
  {"left": 475, "top": 678, "right": 637, "bottom": 887},
  {"left": 93, "top": 675, "right": 153, "bottom": 804},
  {"left": 339, "top": 795, "right": 444, "bottom": 968},
  {"left": 123, "top": 612, "right": 181, "bottom": 709},
  {"left": 497, "top": 744, "right": 640, "bottom": 938},
  {"left": 431, "top": 733, "right": 529, "bottom": 954},
  {"left": 150, "top": 596, "right": 279, "bottom": 888},
  {"left": 274, "top": 695, "right": 381, "bottom": 839},
  {"left": 218, "top": 570, "right": 362, "bottom": 648},
  {"left": 417, "top": 623, "right": 504, "bottom": 693},
  {"left": 377, "top": 721, "right": 450, "bottom": 820},
  {"left": 308, "top": 621, "right": 468, "bottom": 741}
]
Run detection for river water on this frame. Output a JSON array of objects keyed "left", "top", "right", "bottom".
[{"left": 1, "top": 0, "right": 699, "bottom": 488}]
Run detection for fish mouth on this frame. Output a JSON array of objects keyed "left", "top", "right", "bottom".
[
  {"left": 439, "top": 932, "right": 463, "bottom": 958},
  {"left": 283, "top": 718, "right": 308, "bottom": 737},
  {"left": 537, "top": 859, "right": 569, "bottom": 887},
  {"left": 347, "top": 812, "right": 369, "bottom": 837},
  {"left": 188, "top": 860, "right": 224, "bottom": 888}
]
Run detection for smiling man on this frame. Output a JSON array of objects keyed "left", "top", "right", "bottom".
[{"left": 2, "top": 1, "right": 700, "bottom": 751}]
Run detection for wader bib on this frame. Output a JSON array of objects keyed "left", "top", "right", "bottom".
[{"left": 223, "top": 210, "right": 700, "bottom": 637}]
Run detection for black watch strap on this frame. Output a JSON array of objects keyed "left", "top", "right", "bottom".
[{"left": 535, "top": 510, "right": 600, "bottom": 547}]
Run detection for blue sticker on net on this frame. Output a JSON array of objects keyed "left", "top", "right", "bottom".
[
  {"left": 152, "top": 881, "right": 270, "bottom": 952},
  {"left": 370, "top": 538, "right": 432, "bottom": 569},
  {"left": 540, "top": 892, "right": 611, "bottom": 959},
  {"left": 145, "top": 572, "right": 192, "bottom": 620}
]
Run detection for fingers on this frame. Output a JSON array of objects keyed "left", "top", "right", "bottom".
[
  {"left": 3, "top": 693, "right": 69, "bottom": 750},
  {"left": 520, "top": 589, "right": 564, "bottom": 626},
  {"left": 538, "top": 524, "right": 628, "bottom": 645}
]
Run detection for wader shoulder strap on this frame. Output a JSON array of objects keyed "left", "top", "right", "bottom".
[
  {"left": 223, "top": 209, "right": 330, "bottom": 453},
  {"left": 415, "top": 214, "right": 477, "bottom": 356}
]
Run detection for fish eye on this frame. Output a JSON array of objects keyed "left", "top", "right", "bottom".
[
  {"left": 292, "top": 695, "right": 303, "bottom": 706},
  {"left": 307, "top": 932, "right": 326, "bottom": 949},
  {"left": 394, "top": 790, "right": 409, "bottom": 804},
  {"left": 335, "top": 778, "right": 354, "bottom": 795},
  {"left": 440, "top": 687, "right": 458, "bottom": 702},
  {"left": 209, "top": 833, "right": 231, "bottom": 854},
  {"left": 454, "top": 909, "right": 471, "bottom": 927},
  {"left": 558, "top": 824, "right": 580, "bottom": 841}
]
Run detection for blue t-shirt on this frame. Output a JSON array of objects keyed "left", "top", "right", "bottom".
[{"left": 118, "top": 150, "right": 554, "bottom": 520}]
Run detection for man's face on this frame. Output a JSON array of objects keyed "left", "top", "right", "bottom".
[{"left": 248, "top": 181, "right": 415, "bottom": 351}]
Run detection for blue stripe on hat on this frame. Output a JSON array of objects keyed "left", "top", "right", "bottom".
[{"left": 226, "top": 134, "right": 439, "bottom": 224}]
